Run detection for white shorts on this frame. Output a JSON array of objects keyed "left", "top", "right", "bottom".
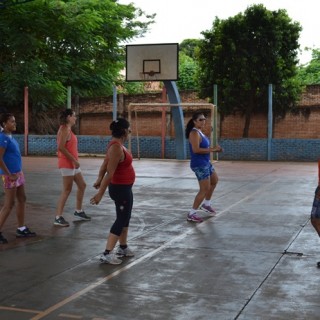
[{"left": 60, "top": 168, "right": 81, "bottom": 177}]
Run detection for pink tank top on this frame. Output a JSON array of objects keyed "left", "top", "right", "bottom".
[{"left": 57, "top": 125, "right": 78, "bottom": 169}]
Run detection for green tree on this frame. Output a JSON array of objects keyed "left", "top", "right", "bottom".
[
  {"left": 179, "top": 38, "right": 201, "bottom": 59},
  {"left": 0, "top": 0, "right": 154, "bottom": 111},
  {"left": 197, "top": 4, "right": 302, "bottom": 137},
  {"left": 297, "top": 49, "right": 320, "bottom": 85},
  {"left": 117, "top": 77, "right": 146, "bottom": 95},
  {"left": 176, "top": 39, "right": 201, "bottom": 91},
  {"left": 177, "top": 52, "right": 199, "bottom": 90}
]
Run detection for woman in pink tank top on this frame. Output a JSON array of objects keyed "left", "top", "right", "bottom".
[{"left": 54, "top": 109, "right": 91, "bottom": 227}]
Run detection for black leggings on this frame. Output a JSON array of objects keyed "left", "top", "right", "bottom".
[{"left": 108, "top": 183, "right": 133, "bottom": 237}]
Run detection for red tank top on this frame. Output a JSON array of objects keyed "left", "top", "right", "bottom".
[
  {"left": 57, "top": 125, "right": 78, "bottom": 169},
  {"left": 107, "top": 141, "right": 135, "bottom": 185}
]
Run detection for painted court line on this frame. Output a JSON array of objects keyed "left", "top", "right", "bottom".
[
  {"left": 0, "top": 306, "right": 39, "bottom": 314},
  {"left": 30, "top": 179, "right": 278, "bottom": 319}
]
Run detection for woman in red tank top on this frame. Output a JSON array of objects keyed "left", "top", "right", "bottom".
[
  {"left": 91, "top": 118, "right": 135, "bottom": 265},
  {"left": 54, "top": 109, "right": 91, "bottom": 227},
  {"left": 311, "top": 159, "right": 320, "bottom": 267}
]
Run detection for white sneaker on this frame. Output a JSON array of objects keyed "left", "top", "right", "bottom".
[
  {"left": 116, "top": 247, "right": 134, "bottom": 257},
  {"left": 99, "top": 253, "right": 122, "bottom": 265}
]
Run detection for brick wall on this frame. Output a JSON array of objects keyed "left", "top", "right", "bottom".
[{"left": 78, "top": 86, "right": 320, "bottom": 139}]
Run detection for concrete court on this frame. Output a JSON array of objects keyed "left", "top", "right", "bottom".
[{"left": 0, "top": 157, "right": 320, "bottom": 320}]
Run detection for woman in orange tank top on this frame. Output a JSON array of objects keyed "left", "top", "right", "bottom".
[
  {"left": 54, "top": 109, "right": 91, "bottom": 227},
  {"left": 91, "top": 118, "right": 135, "bottom": 265}
]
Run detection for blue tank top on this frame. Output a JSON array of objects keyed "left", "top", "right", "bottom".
[{"left": 189, "top": 128, "right": 210, "bottom": 168}]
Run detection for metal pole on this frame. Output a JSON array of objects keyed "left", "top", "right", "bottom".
[
  {"left": 163, "top": 81, "right": 186, "bottom": 160},
  {"left": 67, "top": 86, "right": 71, "bottom": 109},
  {"left": 113, "top": 85, "right": 117, "bottom": 121},
  {"left": 267, "top": 84, "right": 273, "bottom": 161},
  {"left": 161, "top": 87, "right": 167, "bottom": 159},
  {"left": 24, "top": 86, "right": 28, "bottom": 156},
  {"left": 213, "top": 84, "right": 218, "bottom": 161}
]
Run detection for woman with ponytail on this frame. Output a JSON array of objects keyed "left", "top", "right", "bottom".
[
  {"left": 185, "top": 112, "right": 223, "bottom": 222},
  {"left": 55, "top": 109, "right": 90, "bottom": 227}
]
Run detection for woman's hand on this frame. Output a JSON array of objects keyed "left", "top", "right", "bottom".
[
  {"left": 211, "top": 145, "right": 223, "bottom": 152},
  {"left": 74, "top": 160, "right": 80, "bottom": 169},
  {"left": 90, "top": 193, "right": 103, "bottom": 205},
  {"left": 93, "top": 178, "right": 102, "bottom": 189},
  {"left": 9, "top": 173, "right": 18, "bottom": 181}
]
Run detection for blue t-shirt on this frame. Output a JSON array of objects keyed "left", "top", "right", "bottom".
[
  {"left": 0, "top": 133, "right": 22, "bottom": 174},
  {"left": 189, "top": 128, "right": 210, "bottom": 168}
]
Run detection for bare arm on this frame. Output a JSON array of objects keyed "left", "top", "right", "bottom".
[
  {"left": 57, "top": 126, "right": 79, "bottom": 168},
  {"left": 0, "top": 147, "right": 18, "bottom": 181},
  {"left": 90, "top": 144, "right": 123, "bottom": 205},
  {"left": 189, "top": 130, "right": 223, "bottom": 154},
  {"left": 93, "top": 157, "right": 108, "bottom": 189}
]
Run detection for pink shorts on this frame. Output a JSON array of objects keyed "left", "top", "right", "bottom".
[{"left": 1, "top": 171, "right": 25, "bottom": 189}]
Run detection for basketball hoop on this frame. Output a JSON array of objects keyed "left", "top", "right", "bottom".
[{"left": 126, "top": 44, "right": 178, "bottom": 81}]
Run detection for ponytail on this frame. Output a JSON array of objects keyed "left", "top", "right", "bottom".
[{"left": 185, "top": 112, "right": 204, "bottom": 139}]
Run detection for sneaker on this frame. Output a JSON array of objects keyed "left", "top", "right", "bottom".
[
  {"left": 16, "top": 227, "right": 36, "bottom": 238},
  {"left": 200, "top": 204, "right": 216, "bottom": 215},
  {"left": 74, "top": 210, "right": 91, "bottom": 221},
  {"left": 116, "top": 247, "right": 134, "bottom": 257},
  {"left": 54, "top": 216, "right": 70, "bottom": 227},
  {"left": 187, "top": 213, "right": 203, "bottom": 223},
  {"left": 0, "top": 232, "right": 8, "bottom": 244},
  {"left": 99, "top": 253, "right": 123, "bottom": 265}
]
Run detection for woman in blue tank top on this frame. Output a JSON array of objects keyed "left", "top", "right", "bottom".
[
  {"left": 0, "top": 113, "right": 36, "bottom": 244},
  {"left": 185, "top": 112, "right": 223, "bottom": 222}
]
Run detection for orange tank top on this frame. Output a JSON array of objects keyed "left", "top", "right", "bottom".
[{"left": 57, "top": 125, "right": 78, "bottom": 169}]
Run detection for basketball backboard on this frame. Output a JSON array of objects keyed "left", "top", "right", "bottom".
[{"left": 126, "top": 43, "right": 179, "bottom": 82}]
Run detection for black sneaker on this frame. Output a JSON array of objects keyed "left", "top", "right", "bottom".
[
  {"left": 16, "top": 227, "right": 36, "bottom": 238},
  {"left": 54, "top": 216, "right": 69, "bottom": 227},
  {"left": 0, "top": 232, "right": 8, "bottom": 244},
  {"left": 74, "top": 211, "right": 91, "bottom": 221}
]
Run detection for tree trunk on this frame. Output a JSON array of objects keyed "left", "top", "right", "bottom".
[
  {"left": 242, "top": 90, "right": 257, "bottom": 138},
  {"left": 242, "top": 111, "right": 251, "bottom": 138}
]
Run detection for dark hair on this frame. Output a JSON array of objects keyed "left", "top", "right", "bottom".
[
  {"left": 0, "top": 113, "right": 14, "bottom": 128},
  {"left": 185, "top": 112, "right": 204, "bottom": 138},
  {"left": 59, "top": 109, "right": 75, "bottom": 125},
  {"left": 110, "top": 118, "right": 130, "bottom": 138}
]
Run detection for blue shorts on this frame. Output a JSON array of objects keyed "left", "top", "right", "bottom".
[
  {"left": 191, "top": 163, "right": 214, "bottom": 181},
  {"left": 311, "top": 186, "right": 320, "bottom": 219}
]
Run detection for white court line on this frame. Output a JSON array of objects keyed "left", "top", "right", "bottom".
[
  {"left": 31, "top": 179, "right": 279, "bottom": 320},
  {"left": 0, "top": 306, "right": 40, "bottom": 314}
]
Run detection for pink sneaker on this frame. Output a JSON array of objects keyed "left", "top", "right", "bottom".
[
  {"left": 187, "top": 213, "right": 203, "bottom": 223},
  {"left": 200, "top": 204, "right": 216, "bottom": 215}
]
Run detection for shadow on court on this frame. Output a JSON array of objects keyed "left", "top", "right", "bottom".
[{"left": 0, "top": 157, "right": 319, "bottom": 320}]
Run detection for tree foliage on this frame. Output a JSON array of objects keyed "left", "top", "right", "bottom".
[
  {"left": 197, "top": 4, "right": 302, "bottom": 137},
  {"left": 176, "top": 39, "right": 201, "bottom": 91},
  {"left": 0, "top": 0, "right": 155, "bottom": 112},
  {"left": 177, "top": 52, "right": 199, "bottom": 90},
  {"left": 296, "top": 49, "right": 320, "bottom": 85},
  {"left": 179, "top": 38, "right": 201, "bottom": 59}
]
